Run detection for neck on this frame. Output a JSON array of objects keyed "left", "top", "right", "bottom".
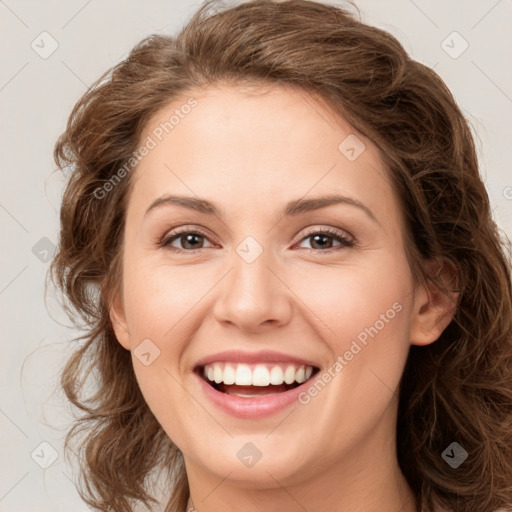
[{"left": 186, "top": 466, "right": 416, "bottom": 512}]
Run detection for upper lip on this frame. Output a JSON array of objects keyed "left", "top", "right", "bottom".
[{"left": 194, "top": 350, "right": 320, "bottom": 369}]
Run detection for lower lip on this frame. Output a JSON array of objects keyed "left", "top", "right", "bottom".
[{"left": 195, "top": 373, "right": 310, "bottom": 419}]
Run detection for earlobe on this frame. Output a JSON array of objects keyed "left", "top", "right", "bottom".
[
  {"left": 109, "top": 292, "right": 131, "bottom": 350},
  {"left": 410, "top": 258, "right": 459, "bottom": 347}
]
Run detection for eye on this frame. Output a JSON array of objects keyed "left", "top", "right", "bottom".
[
  {"left": 295, "top": 228, "right": 354, "bottom": 252},
  {"left": 159, "top": 226, "right": 354, "bottom": 253},
  {"left": 160, "top": 228, "right": 215, "bottom": 252}
]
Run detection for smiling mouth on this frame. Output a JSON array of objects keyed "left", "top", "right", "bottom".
[{"left": 195, "top": 362, "right": 320, "bottom": 397}]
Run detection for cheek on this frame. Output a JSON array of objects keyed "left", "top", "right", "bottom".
[
  {"left": 122, "top": 259, "right": 207, "bottom": 341},
  {"left": 290, "top": 255, "right": 413, "bottom": 349},
  {"left": 130, "top": 358, "right": 200, "bottom": 451},
  {"left": 288, "top": 261, "right": 414, "bottom": 442},
  {"left": 290, "top": 254, "right": 414, "bottom": 404},
  {"left": 120, "top": 259, "right": 201, "bottom": 440},
  {"left": 119, "top": 261, "right": 194, "bottom": 402}
]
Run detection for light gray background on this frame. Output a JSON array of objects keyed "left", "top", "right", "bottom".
[{"left": 1, "top": 1, "right": 511, "bottom": 511}]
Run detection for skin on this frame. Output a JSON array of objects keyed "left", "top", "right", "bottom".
[{"left": 110, "top": 83, "right": 455, "bottom": 512}]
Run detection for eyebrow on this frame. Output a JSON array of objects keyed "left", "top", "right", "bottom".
[{"left": 145, "top": 194, "right": 378, "bottom": 223}]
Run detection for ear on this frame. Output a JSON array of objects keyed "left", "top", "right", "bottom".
[
  {"left": 109, "top": 290, "right": 131, "bottom": 350},
  {"left": 410, "top": 258, "right": 459, "bottom": 347}
]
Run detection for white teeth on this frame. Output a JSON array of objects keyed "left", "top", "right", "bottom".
[
  {"left": 269, "top": 366, "right": 284, "bottom": 385},
  {"left": 213, "top": 365, "right": 223, "bottom": 384},
  {"left": 223, "top": 364, "right": 236, "bottom": 385},
  {"left": 202, "top": 362, "right": 315, "bottom": 387},
  {"left": 295, "top": 366, "right": 305, "bottom": 384},
  {"left": 252, "top": 365, "right": 270, "bottom": 386},
  {"left": 284, "top": 365, "right": 296, "bottom": 385},
  {"left": 235, "top": 364, "right": 252, "bottom": 385}
]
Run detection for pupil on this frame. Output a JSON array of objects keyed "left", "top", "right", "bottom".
[
  {"left": 311, "top": 234, "right": 331, "bottom": 249},
  {"left": 183, "top": 234, "right": 202, "bottom": 249}
]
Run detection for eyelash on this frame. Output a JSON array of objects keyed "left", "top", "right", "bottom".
[{"left": 158, "top": 226, "right": 355, "bottom": 254}]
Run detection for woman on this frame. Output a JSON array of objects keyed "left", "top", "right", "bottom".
[{"left": 50, "top": 1, "right": 512, "bottom": 511}]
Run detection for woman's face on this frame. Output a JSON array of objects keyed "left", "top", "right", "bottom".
[{"left": 110, "top": 83, "right": 441, "bottom": 493}]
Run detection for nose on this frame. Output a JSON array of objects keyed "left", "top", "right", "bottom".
[{"left": 212, "top": 249, "right": 293, "bottom": 333}]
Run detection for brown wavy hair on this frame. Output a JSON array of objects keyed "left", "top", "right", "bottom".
[{"left": 50, "top": 1, "right": 512, "bottom": 511}]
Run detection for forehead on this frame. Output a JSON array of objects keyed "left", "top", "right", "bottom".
[{"left": 129, "top": 83, "right": 399, "bottom": 226}]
